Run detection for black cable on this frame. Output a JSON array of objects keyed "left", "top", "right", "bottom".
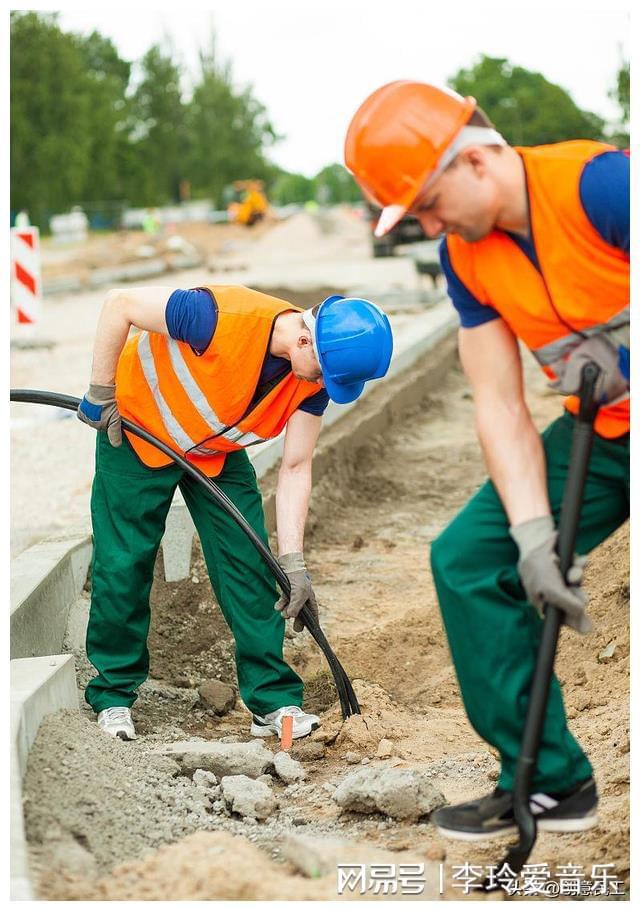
[{"left": 10, "top": 389, "right": 360, "bottom": 718}]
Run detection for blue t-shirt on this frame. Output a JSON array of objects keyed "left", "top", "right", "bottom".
[
  {"left": 165, "top": 288, "right": 329, "bottom": 416},
  {"left": 440, "top": 149, "right": 630, "bottom": 329}
]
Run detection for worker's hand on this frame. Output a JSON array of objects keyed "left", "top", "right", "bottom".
[
  {"left": 77, "top": 383, "right": 122, "bottom": 447},
  {"left": 510, "top": 516, "right": 592, "bottom": 634},
  {"left": 550, "top": 334, "right": 629, "bottom": 405},
  {"left": 274, "top": 552, "right": 319, "bottom": 632}
]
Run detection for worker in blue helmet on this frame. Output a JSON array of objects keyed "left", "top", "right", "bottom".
[
  {"left": 302, "top": 294, "right": 394, "bottom": 403},
  {"left": 77, "top": 282, "right": 393, "bottom": 744}
]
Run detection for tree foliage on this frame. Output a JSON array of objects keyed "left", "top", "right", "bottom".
[
  {"left": 11, "top": 13, "right": 94, "bottom": 222},
  {"left": 12, "top": 17, "right": 622, "bottom": 225},
  {"left": 608, "top": 58, "right": 629, "bottom": 146},
  {"left": 10, "top": 13, "right": 281, "bottom": 222},
  {"left": 448, "top": 55, "right": 605, "bottom": 146}
]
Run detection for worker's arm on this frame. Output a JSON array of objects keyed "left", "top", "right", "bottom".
[
  {"left": 90, "top": 286, "right": 173, "bottom": 384},
  {"left": 276, "top": 409, "right": 322, "bottom": 554},
  {"left": 77, "top": 286, "right": 174, "bottom": 445},
  {"left": 459, "top": 318, "right": 550, "bottom": 525},
  {"left": 460, "top": 318, "right": 591, "bottom": 632},
  {"left": 273, "top": 409, "right": 323, "bottom": 628}
]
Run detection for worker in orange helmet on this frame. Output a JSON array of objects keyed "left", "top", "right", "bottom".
[{"left": 345, "top": 82, "right": 629, "bottom": 841}]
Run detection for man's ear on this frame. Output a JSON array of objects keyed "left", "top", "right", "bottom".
[
  {"left": 460, "top": 145, "right": 488, "bottom": 176},
  {"left": 298, "top": 331, "right": 313, "bottom": 349}
]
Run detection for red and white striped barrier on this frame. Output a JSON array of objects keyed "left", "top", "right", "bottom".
[{"left": 11, "top": 226, "right": 42, "bottom": 324}]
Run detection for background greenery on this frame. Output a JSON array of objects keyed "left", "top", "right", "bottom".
[{"left": 10, "top": 12, "right": 629, "bottom": 228}]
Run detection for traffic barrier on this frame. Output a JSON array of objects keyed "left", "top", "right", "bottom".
[{"left": 10, "top": 226, "right": 42, "bottom": 325}]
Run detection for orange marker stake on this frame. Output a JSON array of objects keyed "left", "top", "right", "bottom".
[{"left": 280, "top": 714, "right": 294, "bottom": 752}]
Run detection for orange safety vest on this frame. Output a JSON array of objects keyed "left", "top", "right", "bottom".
[
  {"left": 115, "top": 285, "right": 323, "bottom": 476},
  {"left": 446, "top": 140, "right": 629, "bottom": 438}
]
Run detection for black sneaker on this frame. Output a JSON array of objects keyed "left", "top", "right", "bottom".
[{"left": 431, "top": 777, "right": 598, "bottom": 841}]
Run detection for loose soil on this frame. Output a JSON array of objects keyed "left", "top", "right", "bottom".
[{"left": 23, "top": 349, "right": 629, "bottom": 901}]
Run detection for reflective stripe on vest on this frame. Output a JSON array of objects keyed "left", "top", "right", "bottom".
[
  {"left": 138, "top": 333, "right": 269, "bottom": 456},
  {"left": 533, "top": 306, "right": 630, "bottom": 368},
  {"left": 138, "top": 333, "right": 197, "bottom": 451}
]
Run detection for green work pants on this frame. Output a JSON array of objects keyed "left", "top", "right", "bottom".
[
  {"left": 430, "top": 412, "right": 629, "bottom": 793},
  {"left": 85, "top": 433, "right": 303, "bottom": 715}
]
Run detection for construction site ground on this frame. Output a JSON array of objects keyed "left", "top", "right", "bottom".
[
  {"left": 12, "top": 212, "right": 629, "bottom": 900},
  {"left": 22, "top": 351, "right": 629, "bottom": 901}
]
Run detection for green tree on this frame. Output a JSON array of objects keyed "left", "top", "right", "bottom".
[
  {"left": 269, "top": 171, "right": 316, "bottom": 205},
  {"left": 607, "top": 58, "right": 629, "bottom": 146},
  {"left": 314, "top": 163, "right": 361, "bottom": 204},
  {"left": 10, "top": 12, "right": 94, "bottom": 224},
  {"left": 186, "top": 35, "right": 277, "bottom": 204},
  {"left": 126, "top": 44, "right": 187, "bottom": 205},
  {"left": 449, "top": 55, "right": 605, "bottom": 145},
  {"left": 75, "top": 30, "right": 131, "bottom": 206}
]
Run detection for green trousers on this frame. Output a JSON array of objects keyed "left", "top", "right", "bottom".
[
  {"left": 85, "top": 433, "right": 303, "bottom": 715},
  {"left": 430, "top": 412, "right": 629, "bottom": 793}
]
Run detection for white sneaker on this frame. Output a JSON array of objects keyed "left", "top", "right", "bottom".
[
  {"left": 97, "top": 706, "right": 137, "bottom": 741},
  {"left": 250, "top": 705, "right": 320, "bottom": 740}
]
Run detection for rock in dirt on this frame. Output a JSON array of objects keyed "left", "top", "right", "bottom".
[
  {"left": 333, "top": 768, "right": 445, "bottom": 820},
  {"left": 192, "top": 769, "right": 218, "bottom": 788},
  {"left": 198, "top": 680, "right": 236, "bottom": 715},
  {"left": 220, "top": 775, "right": 277, "bottom": 819},
  {"left": 273, "top": 751, "right": 306, "bottom": 784},
  {"left": 291, "top": 741, "right": 326, "bottom": 762},
  {"left": 281, "top": 833, "right": 441, "bottom": 898},
  {"left": 155, "top": 740, "right": 273, "bottom": 778},
  {"left": 376, "top": 738, "right": 394, "bottom": 758},
  {"left": 344, "top": 751, "right": 362, "bottom": 764}
]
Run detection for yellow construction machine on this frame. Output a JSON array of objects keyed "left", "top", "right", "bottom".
[{"left": 226, "top": 180, "right": 269, "bottom": 226}]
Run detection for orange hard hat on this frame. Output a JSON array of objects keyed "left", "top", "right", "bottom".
[{"left": 344, "top": 81, "right": 476, "bottom": 236}]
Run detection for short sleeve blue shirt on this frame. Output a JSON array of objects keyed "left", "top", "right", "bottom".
[{"left": 165, "top": 288, "right": 329, "bottom": 416}]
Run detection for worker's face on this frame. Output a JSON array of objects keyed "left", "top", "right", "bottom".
[
  {"left": 409, "top": 147, "right": 500, "bottom": 242},
  {"left": 292, "top": 333, "right": 324, "bottom": 385}
]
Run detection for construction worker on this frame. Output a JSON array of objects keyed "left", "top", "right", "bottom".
[
  {"left": 78, "top": 285, "right": 393, "bottom": 742},
  {"left": 345, "top": 82, "right": 629, "bottom": 839}
]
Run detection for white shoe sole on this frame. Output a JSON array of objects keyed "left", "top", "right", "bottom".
[
  {"left": 99, "top": 727, "right": 137, "bottom": 741},
  {"left": 250, "top": 720, "right": 319, "bottom": 740},
  {"left": 436, "top": 812, "right": 598, "bottom": 842}
]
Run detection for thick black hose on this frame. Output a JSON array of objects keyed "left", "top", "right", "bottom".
[{"left": 11, "top": 388, "right": 360, "bottom": 718}]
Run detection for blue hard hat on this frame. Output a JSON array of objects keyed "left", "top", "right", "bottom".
[{"left": 302, "top": 295, "right": 393, "bottom": 404}]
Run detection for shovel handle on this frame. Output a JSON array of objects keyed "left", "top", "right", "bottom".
[{"left": 487, "top": 361, "right": 601, "bottom": 884}]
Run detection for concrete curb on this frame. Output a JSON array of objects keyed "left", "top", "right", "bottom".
[
  {"left": 11, "top": 655, "right": 79, "bottom": 899},
  {"left": 11, "top": 533, "right": 93, "bottom": 659},
  {"left": 43, "top": 254, "right": 204, "bottom": 296}
]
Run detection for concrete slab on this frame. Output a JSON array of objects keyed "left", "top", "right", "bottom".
[
  {"left": 10, "top": 533, "right": 92, "bottom": 659},
  {"left": 11, "top": 655, "right": 78, "bottom": 900}
]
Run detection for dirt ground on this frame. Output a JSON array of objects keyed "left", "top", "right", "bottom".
[{"left": 23, "top": 349, "right": 630, "bottom": 901}]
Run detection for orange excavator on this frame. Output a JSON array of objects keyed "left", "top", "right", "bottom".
[{"left": 226, "top": 180, "right": 269, "bottom": 226}]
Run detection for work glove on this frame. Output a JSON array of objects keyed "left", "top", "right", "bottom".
[
  {"left": 510, "top": 515, "right": 592, "bottom": 634},
  {"left": 274, "top": 552, "right": 319, "bottom": 632},
  {"left": 77, "top": 383, "right": 122, "bottom": 447},
  {"left": 550, "top": 332, "right": 629, "bottom": 405}
]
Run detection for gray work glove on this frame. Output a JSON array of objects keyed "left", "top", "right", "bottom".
[
  {"left": 77, "top": 383, "right": 122, "bottom": 447},
  {"left": 274, "top": 552, "right": 319, "bottom": 632},
  {"left": 550, "top": 333, "right": 629, "bottom": 405},
  {"left": 510, "top": 515, "right": 592, "bottom": 634}
]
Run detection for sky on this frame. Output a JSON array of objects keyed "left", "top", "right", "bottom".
[{"left": 29, "top": 4, "right": 634, "bottom": 177}]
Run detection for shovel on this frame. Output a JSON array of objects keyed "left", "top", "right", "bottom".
[{"left": 485, "top": 360, "right": 601, "bottom": 887}]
